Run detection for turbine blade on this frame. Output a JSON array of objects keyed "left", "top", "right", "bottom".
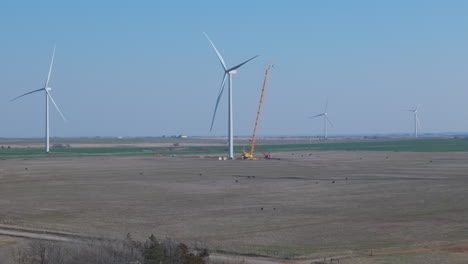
[
  {"left": 227, "top": 55, "right": 258, "bottom": 72},
  {"left": 45, "top": 45, "right": 56, "bottom": 88},
  {"left": 326, "top": 115, "right": 334, "bottom": 127},
  {"left": 10, "top": 88, "right": 45, "bottom": 102},
  {"left": 46, "top": 90, "right": 66, "bottom": 121},
  {"left": 203, "top": 32, "right": 227, "bottom": 71},
  {"left": 210, "top": 73, "right": 228, "bottom": 131},
  {"left": 309, "top": 113, "right": 324, "bottom": 119},
  {"left": 324, "top": 99, "right": 328, "bottom": 112},
  {"left": 416, "top": 114, "right": 421, "bottom": 129}
]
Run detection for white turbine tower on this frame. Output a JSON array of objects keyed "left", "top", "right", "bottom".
[
  {"left": 10, "top": 46, "right": 66, "bottom": 153},
  {"left": 310, "top": 100, "right": 333, "bottom": 139},
  {"left": 204, "top": 32, "right": 258, "bottom": 159},
  {"left": 407, "top": 105, "right": 421, "bottom": 138}
]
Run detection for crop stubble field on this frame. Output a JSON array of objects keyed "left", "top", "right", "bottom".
[{"left": 1, "top": 139, "right": 468, "bottom": 262}]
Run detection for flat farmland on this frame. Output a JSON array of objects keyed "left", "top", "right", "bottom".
[{"left": 1, "top": 149, "right": 468, "bottom": 262}]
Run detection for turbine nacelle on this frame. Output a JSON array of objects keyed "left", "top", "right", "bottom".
[
  {"left": 228, "top": 70, "right": 237, "bottom": 74},
  {"left": 45, "top": 87, "right": 52, "bottom": 91}
]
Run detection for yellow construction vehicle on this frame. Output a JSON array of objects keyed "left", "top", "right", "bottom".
[{"left": 242, "top": 62, "right": 273, "bottom": 160}]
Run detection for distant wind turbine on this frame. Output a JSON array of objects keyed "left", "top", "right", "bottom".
[
  {"left": 310, "top": 100, "right": 333, "bottom": 139},
  {"left": 204, "top": 32, "right": 258, "bottom": 159},
  {"left": 407, "top": 105, "right": 421, "bottom": 138},
  {"left": 10, "top": 45, "right": 66, "bottom": 153}
]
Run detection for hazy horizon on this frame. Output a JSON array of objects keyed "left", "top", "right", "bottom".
[{"left": 2, "top": 131, "right": 468, "bottom": 140}]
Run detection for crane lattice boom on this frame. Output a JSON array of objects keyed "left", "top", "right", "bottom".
[{"left": 242, "top": 62, "right": 273, "bottom": 159}]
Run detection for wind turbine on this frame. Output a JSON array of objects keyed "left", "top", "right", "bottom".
[
  {"left": 10, "top": 46, "right": 66, "bottom": 153},
  {"left": 204, "top": 32, "right": 258, "bottom": 159},
  {"left": 310, "top": 100, "right": 333, "bottom": 139},
  {"left": 407, "top": 105, "right": 421, "bottom": 138}
]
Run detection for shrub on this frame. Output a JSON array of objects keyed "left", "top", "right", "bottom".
[
  {"left": 12, "top": 234, "right": 208, "bottom": 264},
  {"left": 142, "top": 234, "right": 166, "bottom": 264}
]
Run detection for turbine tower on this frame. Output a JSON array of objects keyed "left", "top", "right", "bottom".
[
  {"left": 310, "top": 100, "right": 333, "bottom": 139},
  {"left": 204, "top": 32, "right": 258, "bottom": 159},
  {"left": 10, "top": 46, "right": 66, "bottom": 153},
  {"left": 407, "top": 105, "right": 421, "bottom": 138}
]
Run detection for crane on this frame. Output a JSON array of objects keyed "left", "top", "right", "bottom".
[{"left": 241, "top": 62, "right": 274, "bottom": 160}]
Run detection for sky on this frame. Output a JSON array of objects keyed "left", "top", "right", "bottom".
[{"left": 1, "top": 0, "right": 468, "bottom": 138}]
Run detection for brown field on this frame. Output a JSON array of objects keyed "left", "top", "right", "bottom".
[{"left": 1, "top": 150, "right": 468, "bottom": 263}]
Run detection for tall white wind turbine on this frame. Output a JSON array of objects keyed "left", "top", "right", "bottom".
[
  {"left": 10, "top": 46, "right": 66, "bottom": 153},
  {"left": 310, "top": 100, "right": 333, "bottom": 139},
  {"left": 204, "top": 32, "right": 258, "bottom": 159},
  {"left": 407, "top": 105, "right": 421, "bottom": 138}
]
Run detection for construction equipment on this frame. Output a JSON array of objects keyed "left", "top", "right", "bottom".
[
  {"left": 255, "top": 145, "right": 272, "bottom": 159},
  {"left": 241, "top": 62, "right": 273, "bottom": 160}
]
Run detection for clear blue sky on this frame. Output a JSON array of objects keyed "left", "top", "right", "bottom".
[{"left": 2, "top": 0, "right": 468, "bottom": 137}]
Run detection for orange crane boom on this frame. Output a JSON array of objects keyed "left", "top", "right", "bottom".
[{"left": 242, "top": 62, "right": 273, "bottom": 159}]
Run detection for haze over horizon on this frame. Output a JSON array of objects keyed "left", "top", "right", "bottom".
[{"left": 2, "top": 1, "right": 468, "bottom": 138}]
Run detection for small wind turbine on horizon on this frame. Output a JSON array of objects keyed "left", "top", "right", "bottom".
[
  {"left": 407, "top": 105, "right": 421, "bottom": 138},
  {"left": 309, "top": 100, "right": 333, "bottom": 139},
  {"left": 10, "top": 45, "right": 66, "bottom": 153},
  {"left": 204, "top": 32, "right": 258, "bottom": 159}
]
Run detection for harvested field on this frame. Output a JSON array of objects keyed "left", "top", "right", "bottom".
[{"left": 1, "top": 148, "right": 468, "bottom": 262}]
